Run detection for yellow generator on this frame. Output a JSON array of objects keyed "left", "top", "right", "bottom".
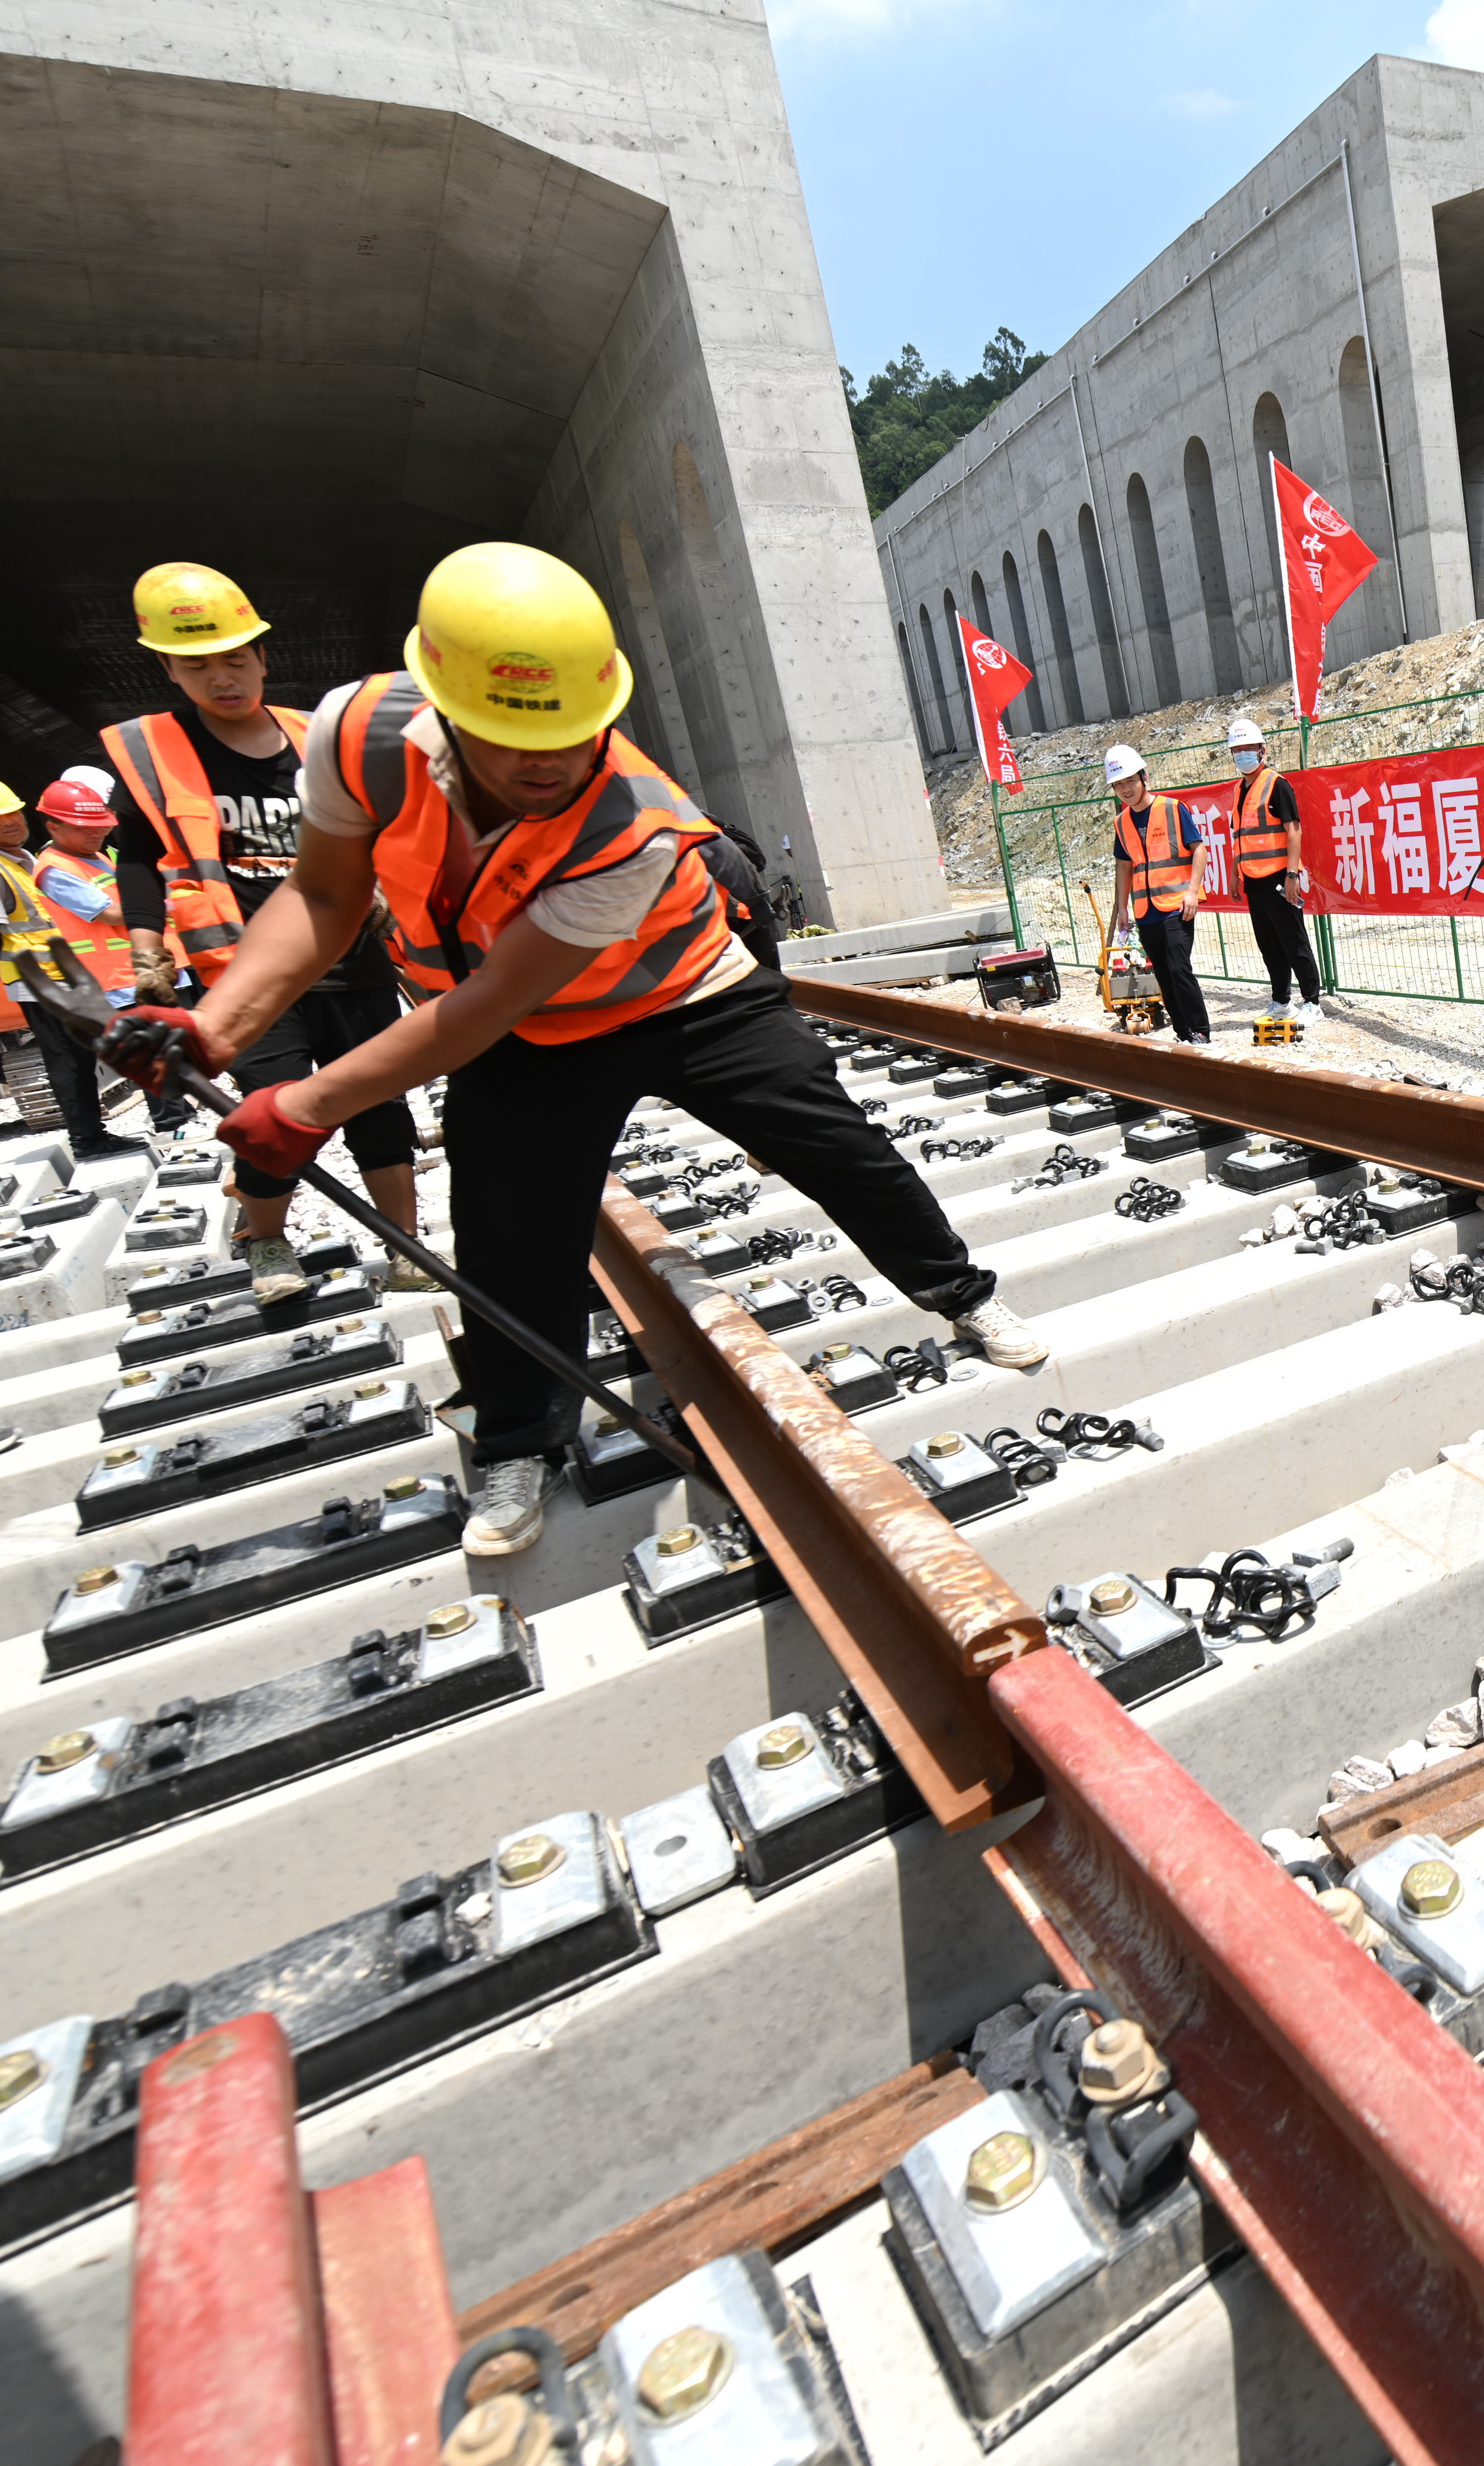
[{"left": 1083, "top": 882, "right": 1166, "bottom": 1034}]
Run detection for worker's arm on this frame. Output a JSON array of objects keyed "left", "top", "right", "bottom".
[
  {"left": 275, "top": 912, "right": 593, "bottom": 1129},
  {"left": 1179, "top": 839, "right": 1207, "bottom": 923},
  {"left": 1113, "top": 856, "right": 1133, "bottom": 935},
  {"left": 189, "top": 824, "right": 380, "bottom": 1065}
]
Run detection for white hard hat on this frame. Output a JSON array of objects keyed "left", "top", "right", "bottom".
[
  {"left": 1104, "top": 743, "right": 1146, "bottom": 786},
  {"left": 61, "top": 765, "right": 115, "bottom": 803},
  {"left": 1227, "top": 717, "right": 1265, "bottom": 750}
]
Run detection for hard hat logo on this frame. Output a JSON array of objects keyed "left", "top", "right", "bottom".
[
  {"left": 488, "top": 655, "right": 557, "bottom": 686},
  {"left": 597, "top": 652, "right": 617, "bottom": 683},
  {"left": 168, "top": 603, "right": 205, "bottom": 616}
]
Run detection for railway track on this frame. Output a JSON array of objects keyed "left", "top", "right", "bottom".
[{"left": 7, "top": 994, "right": 1484, "bottom": 2464}]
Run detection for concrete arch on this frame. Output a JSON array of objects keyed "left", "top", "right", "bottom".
[
  {"left": 898, "top": 621, "right": 931, "bottom": 759},
  {"left": 970, "top": 570, "right": 991, "bottom": 633},
  {"left": 1078, "top": 504, "right": 1129, "bottom": 719},
  {"left": 1183, "top": 437, "right": 1243, "bottom": 694},
  {"left": 1252, "top": 394, "right": 1292, "bottom": 597},
  {"left": 943, "top": 587, "right": 973, "bottom": 738},
  {"left": 1252, "top": 392, "right": 1292, "bottom": 675},
  {"left": 1001, "top": 552, "right": 1047, "bottom": 733},
  {"left": 617, "top": 520, "right": 701, "bottom": 792},
  {"left": 1037, "top": 531, "right": 1084, "bottom": 725},
  {"left": 918, "top": 603, "right": 955, "bottom": 752},
  {"left": 1337, "top": 338, "right": 1392, "bottom": 654},
  {"left": 1126, "top": 472, "right": 1181, "bottom": 707}
]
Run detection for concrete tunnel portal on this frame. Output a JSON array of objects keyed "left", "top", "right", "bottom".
[{"left": 0, "top": 60, "right": 669, "bottom": 795}]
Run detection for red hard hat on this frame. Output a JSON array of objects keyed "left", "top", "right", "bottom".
[{"left": 36, "top": 780, "right": 113, "bottom": 827}]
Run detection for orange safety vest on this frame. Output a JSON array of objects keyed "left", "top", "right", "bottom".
[
  {"left": 1115, "top": 795, "right": 1198, "bottom": 918},
  {"left": 333, "top": 676, "right": 729, "bottom": 1045},
  {"left": 99, "top": 706, "right": 309, "bottom": 984},
  {"left": 1234, "top": 765, "right": 1289, "bottom": 881},
  {"left": 35, "top": 847, "right": 136, "bottom": 995}
]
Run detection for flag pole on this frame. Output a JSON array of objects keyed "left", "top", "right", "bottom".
[{"left": 1271, "top": 450, "right": 1302, "bottom": 729}]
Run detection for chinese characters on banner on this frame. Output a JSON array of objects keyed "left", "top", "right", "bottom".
[
  {"left": 1186, "top": 749, "right": 1484, "bottom": 916},
  {"left": 955, "top": 613, "right": 1033, "bottom": 793},
  {"left": 1271, "top": 456, "right": 1379, "bottom": 720}
]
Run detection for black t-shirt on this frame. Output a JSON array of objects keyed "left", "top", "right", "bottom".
[{"left": 112, "top": 704, "right": 392, "bottom": 992}]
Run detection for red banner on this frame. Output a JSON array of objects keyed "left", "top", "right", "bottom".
[
  {"left": 956, "top": 613, "right": 1033, "bottom": 793},
  {"left": 1272, "top": 456, "right": 1379, "bottom": 722},
  {"left": 1181, "top": 747, "right": 1484, "bottom": 915}
]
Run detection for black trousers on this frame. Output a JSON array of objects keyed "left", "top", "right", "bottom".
[
  {"left": 231, "top": 986, "right": 418, "bottom": 1199},
  {"left": 1244, "top": 872, "right": 1320, "bottom": 1006},
  {"left": 27, "top": 1000, "right": 105, "bottom": 1143},
  {"left": 444, "top": 968, "right": 997, "bottom": 1461},
  {"left": 1135, "top": 907, "right": 1210, "bottom": 1041}
]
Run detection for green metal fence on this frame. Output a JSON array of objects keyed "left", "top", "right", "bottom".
[{"left": 985, "top": 687, "right": 1484, "bottom": 1007}]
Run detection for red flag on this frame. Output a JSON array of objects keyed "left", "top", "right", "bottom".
[
  {"left": 1271, "top": 456, "right": 1379, "bottom": 722},
  {"left": 956, "top": 613, "right": 1032, "bottom": 793}
]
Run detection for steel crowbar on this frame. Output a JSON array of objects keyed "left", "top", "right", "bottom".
[{"left": 14, "top": 941, "right": 701, "bottom": 1480}]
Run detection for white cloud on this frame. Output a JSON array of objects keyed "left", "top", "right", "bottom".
[
  {"left": 1169, "top": 87, "right": 1238, "bottom": 118},
  {"left": 1425, "top": 0, "right": 1484, "bottom": 69},
  {"left": 766, "top": 0, "right": 975, "bottom": 45}
]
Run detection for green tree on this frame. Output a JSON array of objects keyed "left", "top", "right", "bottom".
[{"left": 841, "top": 328, "right": 1048, "bottom": 517}]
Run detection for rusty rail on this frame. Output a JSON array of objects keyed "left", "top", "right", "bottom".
[
  {"left": 595, "top": 1169, "right": 1484, "bottom": 2461},
  {"left": 594, "top": 1182, "right": 1044, "bottom": 1829},
  {"left": 987, "top": 1654, "right": 1484, "bottom": 2466},
  {"left": 788, "top": 980, "right": 1484, "bottom": 1185}
]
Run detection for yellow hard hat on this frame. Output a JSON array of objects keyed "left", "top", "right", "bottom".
[
  {"left": 404, "top": 543, "right": 632, "bottom": 748},
  {"left": 0, "top": 782, "right": 22, "bottom": 815},
  {"left": 133, "top": 562, "right": 270, "bottom": 656}
]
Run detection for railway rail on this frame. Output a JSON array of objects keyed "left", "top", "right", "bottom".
[{"left": 8, "top": 992, "right": 1484, "bottom": 2462}]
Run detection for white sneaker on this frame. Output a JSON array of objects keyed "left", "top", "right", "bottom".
[
  {"left": 1292, "top": 1001, "right": 1325, "bottom": 1028},
  {"left": 462, "top": 1456, "right": 547, "bottom": 1555},
  {"left": 249, "top": 1236, "right": 309, "bottom": 1303},
  {"left": 1255, "top": 1003, "right": 1292, "bottom": 1025},
  {"left": 952, "top": 1295, "right": 1051, "bottom": 1369}
]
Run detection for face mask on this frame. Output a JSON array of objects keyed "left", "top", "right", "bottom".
[{"left": 1233, "top": 748, "right": 1261, "bottom": 773}]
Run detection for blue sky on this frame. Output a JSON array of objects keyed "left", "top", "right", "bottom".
[{"left": 770, "top": 0, "right": 1484, "bottom": 388}]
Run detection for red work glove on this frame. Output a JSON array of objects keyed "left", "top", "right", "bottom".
[
  {"left": 97, "top": 1006, "right": 219, "bottom": 1094},
  {"left": 216, "top": 1084, "right": 333, "bottom": 1180}
]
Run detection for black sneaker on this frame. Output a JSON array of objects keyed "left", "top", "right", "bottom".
[{"left": 72, "top": 1132, "right": 157, "bottom": 1161}]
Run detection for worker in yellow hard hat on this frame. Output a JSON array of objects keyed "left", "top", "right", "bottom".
[
  {"left": 101, "top": 560, "right": 428, "bottom": 1301},
  {"left": 103, "top": 542, "right": 1049, "bottom": 1558}
]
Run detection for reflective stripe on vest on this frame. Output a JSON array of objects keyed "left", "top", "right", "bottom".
[
  {"left": 334, "top": 676, "right": 730, "bottom": 1044},
  {"left": 36, "top": 846, "right": 135, "bottom": 995},
  {"left": 0, "top": 851, "right": 67, "bottom": 985},
  {"left": 100, "top": 705, "right": 309, "bottom": 985},
  {"left": 1115, "top": 795, "right": 1196, "bottom": 917},
  {"left": 1234, "top": 766, "right": 1288, "bottom": 880}
]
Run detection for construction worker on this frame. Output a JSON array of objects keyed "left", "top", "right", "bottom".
[
  {"left": 1226, "top": 716, "right": 1323, "bottom": 1028},
  {"left": 102, "top": 562, "right": 430, "bottom": 1302},
  {"left": 33, "top": 778, "right": 195, "bottom": 1137},
  {"left": 102, "top": 542, "right": 1050, "bottom": 1560},
  {"left": 0, "top": 782, "right": 153, "bottom": 1160},
  {"left": 1108, "top": 744, "right": 1212, "bottom": 1044}
]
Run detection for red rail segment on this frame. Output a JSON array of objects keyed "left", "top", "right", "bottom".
[
  {"left": 126, "top": 2014, "right": 456, "bottom": 2465},
  {"left": 788, "top": 980, "right": 1484, "bottom": 1185},
  {"left": 988, "top": 1650, "right": 1484, "bottom": 2466}
]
